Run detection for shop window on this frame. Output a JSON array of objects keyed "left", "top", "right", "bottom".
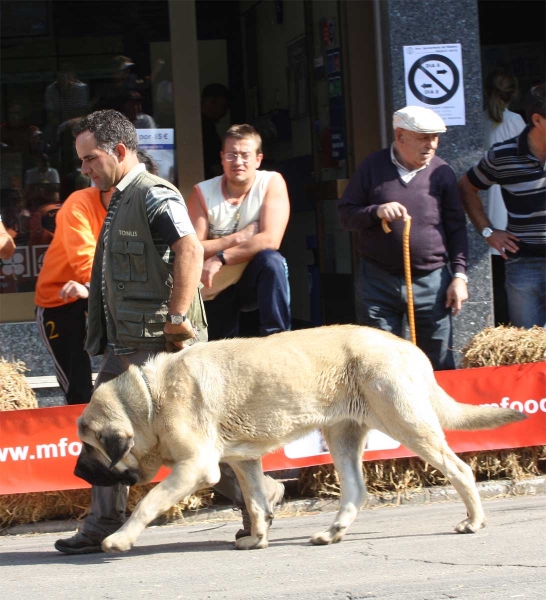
[{"left": 0, "top": 0, "right": 175, "bottom": 315}]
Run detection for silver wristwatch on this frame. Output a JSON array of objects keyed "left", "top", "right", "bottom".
[
  {"left": 453, "top": 273, "right": 468, "bottom": 284},
  {"left": 167, "top": 313, "right": 187, "bottom": 325},
  {"left": 481, "top": 227, "right": 494, "bottom": 239}
]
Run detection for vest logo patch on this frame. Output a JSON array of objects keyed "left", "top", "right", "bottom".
[{"left": 118, "top": 230, "right": 138, "bottom": 237}]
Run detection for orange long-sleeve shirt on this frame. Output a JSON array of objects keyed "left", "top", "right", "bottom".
[{"left": 35, "top": 187, "right": 106, "bottom": 308}]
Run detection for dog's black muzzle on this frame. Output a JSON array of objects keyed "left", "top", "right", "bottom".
[{"left": 74, "top": 447, "right": 140, "bottom": 487}]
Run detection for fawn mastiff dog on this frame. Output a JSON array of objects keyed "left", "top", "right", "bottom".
[{"left": 74, "top": 325, "right": 525, "bottom": 553}]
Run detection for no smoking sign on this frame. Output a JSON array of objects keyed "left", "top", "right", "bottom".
[
  {"left": 408, "top": 54, "right": 459, "bottom": 105},
  {"left": 404, "top": 44, "right": 465, "bottom": 125}
]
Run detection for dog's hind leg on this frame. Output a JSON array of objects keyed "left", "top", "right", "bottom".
[
  {"left": 383, "top": 424, "right": 486, "bottom": 534},
  {"left": 229, "top": 459, "right": 273, "bottom": 551},
  {"left": 310, "top": 421, "right": 369, "bottom": 546}
]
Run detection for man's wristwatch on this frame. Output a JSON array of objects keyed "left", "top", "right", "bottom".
[
  {"left": 453, "top": 273, "right": 468, "bottom": 284},
  {"left": 216, "top": 251, "right": 227, "bottom": 265},
  {"left": 167, "top": 313, "right": 187, "bottom": 325},
  {"left": 481, "top": 227, "right": 494, "bottom": 239}
]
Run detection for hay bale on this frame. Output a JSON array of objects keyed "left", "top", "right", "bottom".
[
  {"left": 0, "top": 359, "right": 38, "bottom": 411},
  {"left": 0, "top": 484, "right": 215, "bottom": 530},
  {"left": 461, "top": 325, "right": 546, "bottom": 368},
  {"left": 298, "top": 446, "right": 546, "bottom": 499},
  {"left": 0, "top": 490, "right": 91, "bottom": 530}
]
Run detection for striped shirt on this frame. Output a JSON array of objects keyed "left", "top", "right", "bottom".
[
  {"left": 100, "top": 163, "right": 195, "bottom": 354},
  {"left": 467, "top": 126, "right": 546, "bottom": 257}
]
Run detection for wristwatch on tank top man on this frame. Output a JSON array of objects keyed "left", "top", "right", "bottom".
[
  {"left": 166, "top": 313, "right": 187, "bottom": 325},
  {"left": 481, "top": 227, "right": 494, "bottom": 238}
]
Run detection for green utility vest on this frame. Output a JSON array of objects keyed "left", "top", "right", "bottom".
[{"left": 86, "top": 170, "right": 207, "bottom": 356}]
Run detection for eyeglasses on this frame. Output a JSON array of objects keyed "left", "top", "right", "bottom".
[{"left": 223, "top": 152, "right": 254, "bottom": 163}]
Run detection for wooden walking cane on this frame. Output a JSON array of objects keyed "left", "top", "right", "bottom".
[{"left": 381, "top": 217, "right": 417, "bottom": 346}]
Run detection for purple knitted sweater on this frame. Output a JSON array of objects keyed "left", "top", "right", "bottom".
[{"left": 338, "top": 148, "right": 468, "bottom": 275}]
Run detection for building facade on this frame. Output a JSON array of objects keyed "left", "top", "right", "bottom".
[{"left": 1, "top": 0, "right": 544, "bottom": 394}]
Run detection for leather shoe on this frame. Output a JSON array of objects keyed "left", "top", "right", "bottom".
[{"left": 54, "top": 531, "right": 105, "bottom": 555}]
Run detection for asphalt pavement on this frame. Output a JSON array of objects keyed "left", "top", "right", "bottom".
[{"left": 1, "top": 490, "right": 545, "bottom": 600}]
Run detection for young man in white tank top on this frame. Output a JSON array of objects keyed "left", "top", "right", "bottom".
[
  {"left": 187, "top": 125, "right": 289, "bottom": 537},
  {"left": 187, "top": 124, "right": 291, "bottom": 340}
]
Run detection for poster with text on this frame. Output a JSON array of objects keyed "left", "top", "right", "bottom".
[{"left": 136, "top": 129, "right": 175, "bottom": 183}]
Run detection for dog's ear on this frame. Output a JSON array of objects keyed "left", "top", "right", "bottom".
[{"left": 98, "top": 429, "right": 135, "bottom": 469}]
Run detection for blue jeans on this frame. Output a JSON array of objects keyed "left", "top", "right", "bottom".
[
  {"left": 355, "top": 259, "right": 455, "bottom": 371},
  {"left": 505, "top": 256, "right": 546, "bottom": 328},
  {"left": 205, "top": 249, "right": 291, "bottom": 340}
]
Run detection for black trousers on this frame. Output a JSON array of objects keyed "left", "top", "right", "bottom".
[
  {"left": 36, "top": 299, "right": 93, "bottom": 405},
  {"left": 491, "top": 255, "right": 510, "bottom": 326}
]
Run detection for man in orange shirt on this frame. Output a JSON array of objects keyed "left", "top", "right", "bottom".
[{"left": 35, "top": 186, "right": 112, "bottom": 404}]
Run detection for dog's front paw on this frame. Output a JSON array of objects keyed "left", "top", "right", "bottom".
[
  {"left": 234, "top": 535, "right": 268, "bottom": 550},
  {"left": 101, "top": 532, "right": 134, "bottom": 553},
  {"left": 454, "top": 517, "right": 486, "bottom": 534}
]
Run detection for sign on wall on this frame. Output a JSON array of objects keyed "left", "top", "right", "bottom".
[
  {"left": 403, "top": 44, "right": 465, "bottom": 126},
  {"left": 136, "top": 129, "right": 175, "bottom": 183}
]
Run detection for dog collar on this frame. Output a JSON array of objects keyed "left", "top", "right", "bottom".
[
  {"left": 139, "top": 367, "right": 155, "bottom": 422},
  {"left": 139, "top": 367, "right": 153, "bottom": 401}
]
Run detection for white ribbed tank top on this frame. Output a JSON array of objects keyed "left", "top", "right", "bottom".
[{"left": 196, "top": 170, "right": 276, "bottom": 238}]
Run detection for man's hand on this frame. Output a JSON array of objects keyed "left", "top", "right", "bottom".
[
  {"left": 377, "top": 202, "right": 409, "bottom": 222},
  {"left": 163, "top": 319, "right": 195, "bottom": 351},
  {"left": 487, "top": 230, "right": 520, "bottom": 259},
  {"left": 59, "top": 280, "right": 89, "bottom": 301},
  {"left": 201, "top": 255, "right": 223, "bottom": 288},
  {"left": 445, "top": 278, "right": 468, "bottom": 316}
]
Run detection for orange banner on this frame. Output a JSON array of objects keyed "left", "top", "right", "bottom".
[{"left": 1, "top": 362, "right": 544, "bottom": 495}]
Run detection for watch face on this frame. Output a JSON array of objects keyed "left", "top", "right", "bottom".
[
  {"left": 482, "top": 227, "right": 493, "bottom": 238},
  {"left": 168, "top": 314, "right": 185, "bottom": 324}
]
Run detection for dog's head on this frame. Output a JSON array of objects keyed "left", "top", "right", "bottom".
[{"left": 74, "top": 376, "right": 145, "bottom": 487}]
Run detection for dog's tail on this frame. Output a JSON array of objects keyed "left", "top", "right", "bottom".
[{"left": 430, "top": 385, "right": 527, "bottom": 431}]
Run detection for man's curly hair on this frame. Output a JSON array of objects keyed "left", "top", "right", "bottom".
[{"left": 72, "top": 109, "right": 138, "bottom": 153}]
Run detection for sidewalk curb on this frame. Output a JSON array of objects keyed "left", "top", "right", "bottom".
[{"left": 3, "top": 476, "right": 545, "bottom": 537}]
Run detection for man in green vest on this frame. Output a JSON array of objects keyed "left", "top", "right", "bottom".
[{"left": 54, "top": 110, "right": 257, "bottom": 554}]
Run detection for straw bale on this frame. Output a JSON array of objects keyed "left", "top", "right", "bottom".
[
  {"left": 0, "top": 485, "right": 215, "bottom": 530},
  {"left": 298, "top": 446, "right": 546, "bottom": 499},
  {"left": 0, "top": 359, "right": 38, "bottom": 411},
  {"left": 0, "top": 490, "right": 91, "bottom": 530},
  {"left": 461, "top": 325, "right": 546, "bottom": 368}
]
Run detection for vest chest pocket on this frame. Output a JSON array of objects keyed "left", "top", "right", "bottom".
[
  {"left": 127, "top": 241, "right": 148, "bottom": 282},
  {"left": 111, "top": 241, "right": 148, "bottom": 283},
  {"left": 112, "top": 241, "right": 130, "bottom": 282}
]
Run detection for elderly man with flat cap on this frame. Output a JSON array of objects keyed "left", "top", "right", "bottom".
[{"left": 338, "top": 106, "right": 468, "bottom": 370}]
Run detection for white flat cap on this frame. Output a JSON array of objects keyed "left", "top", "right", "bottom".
[{"left": 393, "top": 106, "right": 447, "bottom": 133}]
